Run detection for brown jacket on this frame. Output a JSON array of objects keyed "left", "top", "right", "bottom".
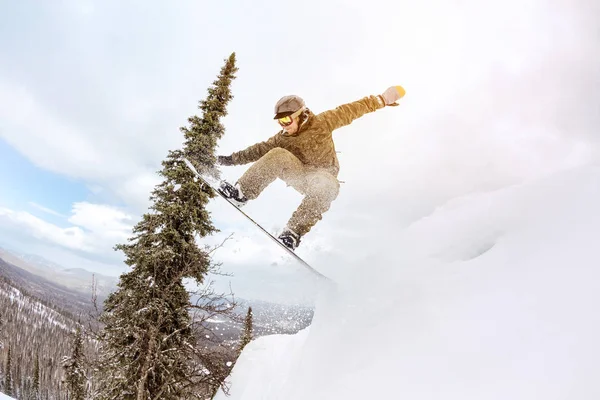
[{"left": 229, "top": 95, "right": 384, "bottom": 177}]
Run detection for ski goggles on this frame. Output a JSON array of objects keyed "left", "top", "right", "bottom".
[{"left": 277, "top": 108, "right": 304, "bottom": 127}]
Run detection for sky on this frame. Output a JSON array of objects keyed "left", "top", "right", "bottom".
[{"left": 0, "top": 0, "right": 598, "bottom": 304}]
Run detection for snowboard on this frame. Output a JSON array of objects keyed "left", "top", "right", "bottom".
[{"left": 182, "top": 157, "right": 329, "bottom": 280}]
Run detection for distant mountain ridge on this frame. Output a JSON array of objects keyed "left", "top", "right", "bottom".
[
  {"left": 12, "top": 251, "right": 65, "bottom": 271},
  {"left": 0, "top": 246, "right": 118, "bottom": 298}
]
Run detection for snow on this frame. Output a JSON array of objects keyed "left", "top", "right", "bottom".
[
  {"left": 215, "top": 165, "right": 600, "bottom": 399},
  {"left": 0, "top": 393, "right": 16, "bottom": 399}
]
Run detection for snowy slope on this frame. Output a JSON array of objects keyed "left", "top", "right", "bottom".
[
  {"left": 0, "top": 393, "right": 16, "bottom": 399},
  {"left": 216, "top": 165, "right": 600, "bottom": 400}
]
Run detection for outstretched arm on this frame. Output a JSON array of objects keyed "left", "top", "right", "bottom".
[
  {"left": 319, "top": 86, "right": 405, "bottom": 131},
  {"left": 219, "top": 134, "right": 280, "bottom": 166}
]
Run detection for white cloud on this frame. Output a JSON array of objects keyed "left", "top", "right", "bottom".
[
  {"left": 68, "top": 202, "right": 134, "bottom": 240},
  {"left": 0, "top": 82, "right": 103, "bottom": 177},
  {"left": 0, "top": 202, "right": 134, "bottom": 257},
  {"left": 0, "top": 207, "right": 90, "bottom": 251},
  {"left": 0, "top": 79, "right": 176, "bottom": 213}
]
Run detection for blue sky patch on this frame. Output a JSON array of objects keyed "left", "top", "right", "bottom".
[{"left": 0, "top": 138, "right": 88, "bottom": 224}]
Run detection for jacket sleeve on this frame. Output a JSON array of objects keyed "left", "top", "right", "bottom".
[
  {"left": 230, "top": 133, "right": 280, "bottom": 165},
  {"left": 318, "top": 95, "right": 385, "bottom": 132}
]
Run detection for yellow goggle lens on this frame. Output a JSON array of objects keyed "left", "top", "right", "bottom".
[{"left": 278, "top": 116, "right": 293, "bottom": 126}]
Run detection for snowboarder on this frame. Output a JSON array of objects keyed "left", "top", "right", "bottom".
[{"left": 216, "top": 85, "right": 405, "bottom": 250}]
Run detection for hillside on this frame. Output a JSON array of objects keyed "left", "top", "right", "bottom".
[
  {"left": 0, "top": 273, "right": 94, "bottom": 399},
  {"left": 0, "top": 256, "right": 98, "bottom": 320}
]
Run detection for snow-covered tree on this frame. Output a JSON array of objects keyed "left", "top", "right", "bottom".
[
  {"left": 94, "top": 53, "right": 239, "bottom": 400},
  {"left": 62, "top": 327, "right": 86, "bottom": 400}
]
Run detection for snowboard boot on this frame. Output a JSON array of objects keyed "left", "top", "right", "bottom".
[
  {"left": 278, "top": 227, "right": 301, "bottom": 251},
  {"left": 217, "top": 181, "right": 248, "bottom": 207}
]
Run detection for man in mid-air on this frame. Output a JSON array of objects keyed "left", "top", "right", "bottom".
[{"left": 216, "top": 85, "right": 405, "bottom": 250}]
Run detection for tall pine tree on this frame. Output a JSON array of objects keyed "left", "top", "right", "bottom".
[
  {"left": 32, "top": 353, "right": 40, "bottom": 400},
  {"left": 4, "top": 345, "right": 13, "bottom": 397},
  {"left": 95, "top": 53, "right": 239, "bottom": 400},
  {"left": 62, "top": 327, "right": 86, "bottom": 400}
]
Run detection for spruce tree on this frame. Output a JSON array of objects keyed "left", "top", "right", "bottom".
[
  {"left": 94, "top": 53, "right": 239, "bottom": 400},
  {"left": 4, "top": 345, "right": 13, "bottom": 397},
  {"left": 239, "top": 306, "right": 253, "bottom": 353},
  {"left": 62, "top": 327, "right": 86, "bottom": 400},
  {"left": 33, "top": 353, "right": 40, "bottom": 400}
]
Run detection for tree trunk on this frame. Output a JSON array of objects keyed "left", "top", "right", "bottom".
[{"left": 136, "top": 328, "right": 157, "bottom": 400}]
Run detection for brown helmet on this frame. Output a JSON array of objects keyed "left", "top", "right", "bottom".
[{"left": 273, "top": 95, "right": 305, "bottom": 119}]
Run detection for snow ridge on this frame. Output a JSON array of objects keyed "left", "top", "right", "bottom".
[{"left": 217, "top": 165, "right": 600, "bottom": 400}]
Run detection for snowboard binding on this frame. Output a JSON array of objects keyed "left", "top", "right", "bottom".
[
  {"left": 278, "top": 227, "right": 300, "bottom": 251},
  {"left": 217, "top": 181, "right": 248, "bottom": 207}
]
